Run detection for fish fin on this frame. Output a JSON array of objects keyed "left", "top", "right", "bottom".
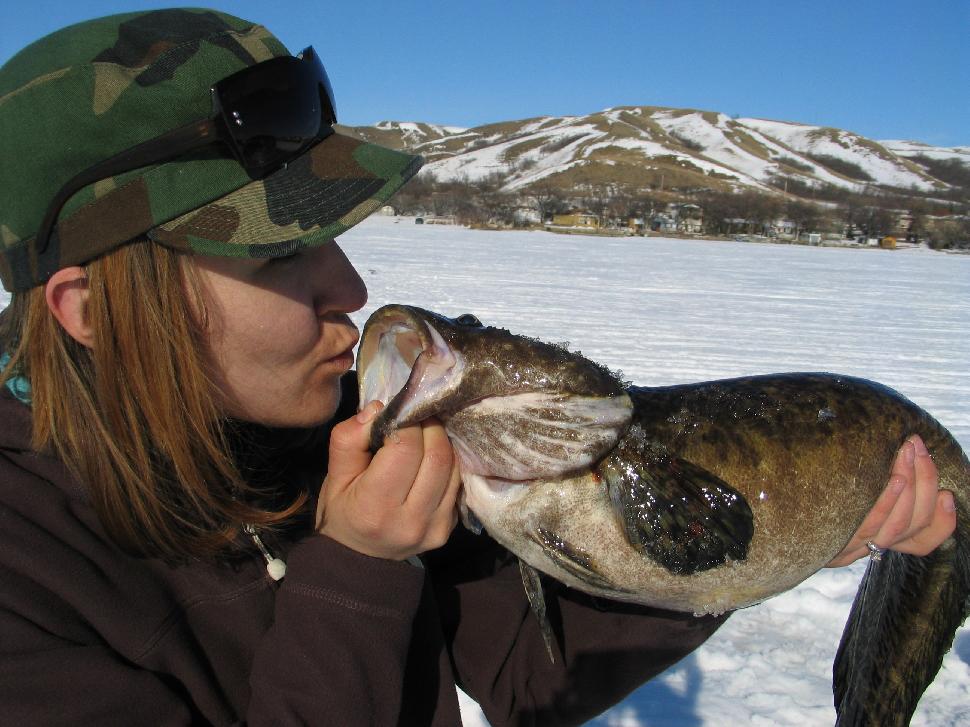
[
  {"left": 519, "top": 560, "right": 557, "bottom": 664},
  {"left": 835, "top": 543, "right": 969, "bottom": 726},
  {"left": 447, "top": 391, "right": 632, "bottom": 480},
  {"left": 598, "top": 428, "right": 754, "bottom": 575},
  {"left": 528, "top": 525, "right": 621, "bottom": 593}
]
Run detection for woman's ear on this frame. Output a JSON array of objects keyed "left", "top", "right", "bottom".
[{"left": 45, "top": 266, "right": 94, "bottom": 349}]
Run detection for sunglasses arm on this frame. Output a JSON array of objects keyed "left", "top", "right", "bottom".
[{"left": 34, "top": 118, "right": 224, "bottom": 255}]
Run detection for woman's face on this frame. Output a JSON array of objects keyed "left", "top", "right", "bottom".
[{"left": 191, "top": 240, "right": 367, "bottom": 427}]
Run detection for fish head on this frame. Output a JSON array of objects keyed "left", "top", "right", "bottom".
[{"left": 357, "top": 304, "right": 634, "bottom": 479}]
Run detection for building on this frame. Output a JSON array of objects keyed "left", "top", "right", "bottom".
[
  {"left": 676, "top": 204, "right": 704, "bottom": 234},
  {"left": 651, "top": 203, "right": 703, "bottom": 234},
  {"left": 551, "top": 211, "right": 601, "bottom": 229},
  {"left": 770, "top": 218, "right": 796, "bottom": 239}
]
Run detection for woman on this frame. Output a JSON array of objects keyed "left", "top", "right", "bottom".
[{"left": 0, "top": 9, "right": 956, "bottom": 726}]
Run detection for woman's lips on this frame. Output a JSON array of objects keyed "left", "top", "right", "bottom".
[
  {"left": 329, "top": 347, "right": 355, "bottom": 369},
  {"left": 323, "top": 337, "right": 359, "bottom": 370}
]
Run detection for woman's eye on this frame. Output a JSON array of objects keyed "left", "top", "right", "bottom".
[{"left": 265, "top": 252, "right": 300, "bottom": 268}]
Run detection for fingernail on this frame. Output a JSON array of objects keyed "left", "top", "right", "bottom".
[
  {"left": 911, "top": 435, "right": 928, "bottom": 456},
  {"left": 942, "top": 491, "right": 956, "bottom": 513},
  {"left": 356, "top": 401, "right": 380, "bottom": 424}
]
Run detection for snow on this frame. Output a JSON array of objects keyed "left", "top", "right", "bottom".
[
  {"left": 375, "top": 121, "right": 468, "bottom": 137},
  {"left": 650, "top": 110, "right": 773, "bottom": 185},
  {"left": 417, "top": 108, "right": 959, "bottom": 195},
  {"left": 737, "top": 117, "right": 939, "bottom": 191},
  {"left": 3, "top": 216, "right": 967, "bottom": 725},
  {"left": 881, "top": 140, "right": 970, "bottom": 165},
  {"left": 586, "top": 132, "right": 751, "bottom": 184},
  {"left": 429, "top": 120, "right": 604, "bottom": 186},
  {"left": 336, "top": 216, "right": 970, "bottom": 727}
]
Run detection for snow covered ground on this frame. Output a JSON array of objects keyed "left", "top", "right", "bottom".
[
  {"left": 2, "top": 217, "right": 966, "bottom": 725},
  {"left": 337, "top": 216, "right": 969, "bottom": 727}
]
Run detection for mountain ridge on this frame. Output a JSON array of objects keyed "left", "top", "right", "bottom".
[{"left": 342, "top": 106, "right": 969, "bottom": 200}]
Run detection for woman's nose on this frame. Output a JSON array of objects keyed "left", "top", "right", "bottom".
[{"left": 310, "top": 241, "right": 368, "bottom": 315}]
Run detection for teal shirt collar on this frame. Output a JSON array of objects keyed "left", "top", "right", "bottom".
[{"left": 0, "top": 352, "right": 32, "bottom": 406}]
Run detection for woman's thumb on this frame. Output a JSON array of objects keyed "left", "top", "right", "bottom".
[{"left": 325, "top": 400, "right": 384, "bottom": 487}]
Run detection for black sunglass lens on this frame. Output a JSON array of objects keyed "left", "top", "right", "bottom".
[
  {"left": 215, "top": 48, "right": 337, "bottom": 177},
  {"left": 302, "top": 47, "right": 337, "bottom": 124}
]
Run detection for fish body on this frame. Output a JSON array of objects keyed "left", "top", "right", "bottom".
[
  {"left": 357, "top": 304, "right": 970, "bottom": 726},
  {"left": 472, "top": 374, "right": 964, "bottom": 613}
]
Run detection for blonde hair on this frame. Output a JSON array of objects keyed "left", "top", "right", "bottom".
[{"left": 0, "top": 239, "right": 305, "bottom": 560}]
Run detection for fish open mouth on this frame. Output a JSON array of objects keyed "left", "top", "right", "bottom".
[{"left": 357, "top": 306, "right": 466, "bottom": 437}]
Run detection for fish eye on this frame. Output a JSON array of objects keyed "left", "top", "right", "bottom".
[{"left": 455, "top": 313, "right": 483, "bottom": 327}]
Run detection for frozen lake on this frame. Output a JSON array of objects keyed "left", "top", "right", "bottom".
[{"left": 338, "top": 216, "right": 970, "bottom": 727}]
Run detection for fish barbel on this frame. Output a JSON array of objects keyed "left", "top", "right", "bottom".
[{"left": 356, "top": 304, "right": 969, "bottom": 727}]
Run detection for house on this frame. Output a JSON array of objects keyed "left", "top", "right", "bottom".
[
  {"left": 551, "top": 211, "right": 601, "bottom": 229},
  {"left": 676, "top": 204, "right": 703, "bottom": 234},
  {"left": 770, "top": 218, "right": 796, "bottom": 239},
  {"left": 650, "top": 213, "right": 676, "bottom": 232},
  {"left": 626, "top": 217, "right": 647, "bottom": 234},
  {"left": 896, "top": 212, "right": 914, "bottom": 233},
  {"left": 651, "top": 203, "right": 702, "bottom": 234}
]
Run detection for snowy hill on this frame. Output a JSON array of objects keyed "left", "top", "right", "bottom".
[
  {"left": 343, "top": 107, "right": 967, "bottom": 197},
  {"left": 880, "top": 139, "right": 970, "bottom": 166}
]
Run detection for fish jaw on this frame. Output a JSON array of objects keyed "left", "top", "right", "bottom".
[
  {"left": 358, "top": 306, "right": 467, "bottom": 449},
  {"left": 357, "top": 305, "right": 634, "bottom": 465}
]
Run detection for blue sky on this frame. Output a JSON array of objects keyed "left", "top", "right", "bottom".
[{"left": 2, "top": 1, "right": 967, "bottom": 146}]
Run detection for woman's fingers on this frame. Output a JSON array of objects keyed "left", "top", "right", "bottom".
[
  {"left": 321, "top": 400, "right": 383, "bottom": 495},
  {"left": 890, "top": 489, "right": 957, "bottom": 556},
  {"left": 871, "top": 436, "right": 937, "bottom": 548},
  {"left": 317, "top": 406, "right": 460, "bottom": 560},
  {"left": 827, "top": 435, "right": 956, "bottom": 567},
  {"left": 398, "top": 418, "right": 458, "bottom": 514}
]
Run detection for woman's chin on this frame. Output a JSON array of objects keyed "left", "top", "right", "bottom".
[{"left": 225, "top": 385, "right": 343, "bottom": 429}]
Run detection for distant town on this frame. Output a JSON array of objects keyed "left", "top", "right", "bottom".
[{"left": 383, "top": 184, "right": 968, "bottom": 251}]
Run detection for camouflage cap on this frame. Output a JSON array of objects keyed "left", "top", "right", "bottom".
[{"left": 0, "top": 8, "right": 422, "bottom": 292}]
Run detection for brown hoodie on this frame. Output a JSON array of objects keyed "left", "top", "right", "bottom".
[{"left": 0, "top": 382, "right": 726, "bottom": 726}]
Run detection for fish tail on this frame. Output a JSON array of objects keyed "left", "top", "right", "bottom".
[{"left": 833, "top": 479, "right": 970, "bottom": 726}]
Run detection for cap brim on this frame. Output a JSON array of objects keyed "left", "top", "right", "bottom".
[{"left": 147, "top": 131, "right": 422, "bottom": 257}]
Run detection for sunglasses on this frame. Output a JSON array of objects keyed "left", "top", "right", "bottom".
[{"left": 35, "top": 47, "right": 336, "bottom": 255}]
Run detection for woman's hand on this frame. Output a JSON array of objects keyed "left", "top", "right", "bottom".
[
  {"left": 827, "top": 435, "right": 957, "bottom": 567},
  {"left": 316, "top": 401, "right": 462, "bottom": 561}
]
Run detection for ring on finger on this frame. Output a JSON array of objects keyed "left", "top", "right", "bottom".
[{"left": 865, "top": 540, "right": 886, "bottom": 562}]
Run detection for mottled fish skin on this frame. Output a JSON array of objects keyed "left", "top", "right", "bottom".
[
  {"left": 357, "top": 304, "right": 970, "bottom": 727},
  {"left": 612, "top": 374, "right": 966, "bottom": 611}
]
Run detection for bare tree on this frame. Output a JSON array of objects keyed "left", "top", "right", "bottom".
[
  {"left": 528, "top": 183, "right": 569, "bottom": 223},
  {"left": 582, "top": 185, "right": 612, "bottom": 227},
  {"left": 785, "top": 199, "right": 822, "bottom": 239}
]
